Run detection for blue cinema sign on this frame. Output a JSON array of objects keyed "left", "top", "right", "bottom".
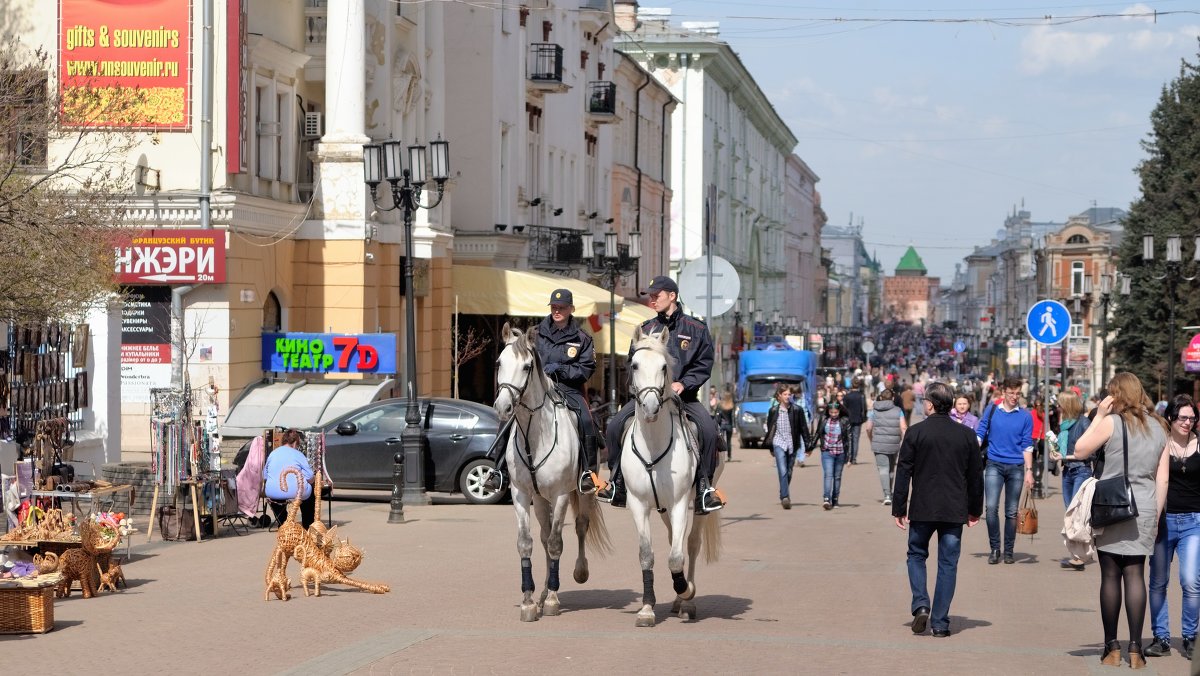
[{"left": 262, "top": 332, "right": 397, "bottom": 374}]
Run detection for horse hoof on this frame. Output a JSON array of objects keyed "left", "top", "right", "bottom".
[
  {"left": 573, "top": 567, "right": 589, "bottom": 585},
  {"left": 671, "top": 599, "right": 681, "bottom": 614},
  {"left": 679, "top": 600, "right": 697, "bottom": 620},
  {"left": 679, "top": 582, "right": 696, "bottom": 601},
  {"left": 635, "top": 609, "right": 656, "bottom": 627},
  {"left": 542, "top": 601, "right": 561, "bottom": 616},
  {"left": 520, "top": 604, "right": 540, "bottom": 622}
]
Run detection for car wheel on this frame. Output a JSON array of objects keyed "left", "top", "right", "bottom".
[{"left": 459, "top": 458, "right": 506, "bottom": 505}]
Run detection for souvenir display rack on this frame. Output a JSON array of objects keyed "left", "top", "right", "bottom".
[{"left": 2, "top": 323, "right": 87, "bottom": 446}]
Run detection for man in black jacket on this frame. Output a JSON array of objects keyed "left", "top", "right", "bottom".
[
  {"left": 843, "top": 378, "right": 868, "bottom": 464},
  {"left": 597, "top": 275, "right": 724, "bottom": 514},
  {"left": 892, "top": 381, "right": 983, "bottom": 638},
  {"left": 483, "top": 289, "right": 600, "bottom": 494}
]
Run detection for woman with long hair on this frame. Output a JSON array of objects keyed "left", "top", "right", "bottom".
[
  {"left": 1144, "top": 394, "right": 1200, "bottom": 660},
  {"left": 765, "top": 384, "right": 808, "bottom": 510},
  {"left": 1074, "top": 373, "right": 1169, "bottom": 668},
  {"left": 1054, "top": 390, "right": 1092, "bottom": 571}
]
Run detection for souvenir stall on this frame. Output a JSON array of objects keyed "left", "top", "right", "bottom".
[{"left": 146, "top": 386, "right": 227, "bottom": 542}]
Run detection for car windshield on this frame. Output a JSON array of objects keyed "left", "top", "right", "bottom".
[{"left": 344, "top": 404, "right": 407, "bottom": 430}]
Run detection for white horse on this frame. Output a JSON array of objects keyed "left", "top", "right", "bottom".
[
  {"left": 620, "top": 327, "right": 722, "bottom": 627},
  {"left": 494, "top": 322, "right": 611, "bottom": 622}
]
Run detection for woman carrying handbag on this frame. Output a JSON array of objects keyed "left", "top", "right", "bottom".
[{"left": 1073, "top": 373, "right": 1169, "bottom": 669}]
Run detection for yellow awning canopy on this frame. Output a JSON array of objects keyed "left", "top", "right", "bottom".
[
  {"left": 451, "top": 265, "right": 619, "bottom": 318},
  {"left": 589, "top": 302, "right": 657, "bottom": 355}
]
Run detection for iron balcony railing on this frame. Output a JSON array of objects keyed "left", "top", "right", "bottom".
[
  {"left": 587, "top": 81, "right": 616, "bottom": 115},
  {"left": 528, "top": 43, "right": 564, "bottom": 83},
  {"left": 525, "top": 225, "right": 584, "bottom": 270}
]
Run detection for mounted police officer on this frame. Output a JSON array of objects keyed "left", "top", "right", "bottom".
[
  {"left": 597, "top": 275, "right": 725, "bottom": 514},
  {"left": 483, "top": 288, "right": 601, "bottom": 494}
]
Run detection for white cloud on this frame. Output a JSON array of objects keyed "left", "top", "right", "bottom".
[
  {"left": 1119, "top": 3, "right": 1157, "bottom": 24},
  {"left": 1021, "top": 26, "right": 1114, "bottom": 74}
]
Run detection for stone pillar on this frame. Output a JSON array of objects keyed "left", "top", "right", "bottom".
[{"left": 312, "top": 0, "right": 369, "bottom": 223}]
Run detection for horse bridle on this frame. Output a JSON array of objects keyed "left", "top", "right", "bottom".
[{"left": 629, "top": 345, "right": 670, "bottom": 413}]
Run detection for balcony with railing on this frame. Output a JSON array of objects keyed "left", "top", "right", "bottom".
[
  {"left": 528, "top": 43, "right": 568, "bottom": 93},
  {"left": 587, "top": 81, "right": 616, "bottom": 122},
  {"left": 304, "top": 0, "right": 327, "bottom": 80},
  {"left": 525, "top": 225, "right": 585, "bottom": 272}
]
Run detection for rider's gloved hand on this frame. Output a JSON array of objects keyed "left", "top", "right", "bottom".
[{"left": 544, "top": 362, "right": 561, "bottom": 375}]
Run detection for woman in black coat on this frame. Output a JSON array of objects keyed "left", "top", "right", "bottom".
[{"left": 765, "top": 384, "right": 810, "bottom": 509}]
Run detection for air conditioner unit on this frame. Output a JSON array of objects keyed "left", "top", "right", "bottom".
[{"left": 304, "top": 111, "right": 323, "bottom": 138}]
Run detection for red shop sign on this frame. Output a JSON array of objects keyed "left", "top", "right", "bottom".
[{"left": 115, "top": 229, "right": 226, "bottom": 284}]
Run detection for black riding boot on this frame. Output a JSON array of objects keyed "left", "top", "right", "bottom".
[
  {"left": 596, "top": 469, "right": 626, "bottom": 507},
  {"left": 578, "top": 435, "right": 599, "bottom": 495},
  {"left": 483, "top": 454, "right": 507, "bottom": 492},
  {"left": 696, "top": 476, "right": 724, "bottom": 514}
]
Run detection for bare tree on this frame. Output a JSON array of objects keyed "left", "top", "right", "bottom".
[
  {"left": 452, "top": 323, "right": 491, "bottom": 399},
  {"left": 0, "top": 39, "right": 144, "bottom": 324}
]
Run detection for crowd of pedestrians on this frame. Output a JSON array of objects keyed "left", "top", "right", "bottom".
[{"left": 739, "top": 321, "right": 1198, "bottom": 667}]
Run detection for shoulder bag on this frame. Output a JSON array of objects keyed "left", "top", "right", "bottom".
[
  {"left": 1090, "top": 418, "right": 1138, "bottom": 528},
  {"left": 1017, "top": 485, "right": 1038, "bottom": 535}
]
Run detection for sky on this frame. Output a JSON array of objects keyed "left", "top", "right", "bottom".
[{"left": 649, "top": 0, "right": 1200, "bottom": 280}]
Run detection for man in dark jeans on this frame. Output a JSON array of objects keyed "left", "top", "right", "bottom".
[
  {"left": 893, "top": 382, "right": 983, "bottom": 638},
  {"left": 843, "top": 378, "right": 868, "bottom": 464},
  {"left": 974, "top": 376, "right": 1034, "bottom": 565}
]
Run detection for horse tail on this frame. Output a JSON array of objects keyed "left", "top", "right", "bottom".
[
  {"left": 699, "top": 511, "right": 722, "bottom": 564},
  {"left": 572, "top": 491, "right": 613, "bottom": 557}
]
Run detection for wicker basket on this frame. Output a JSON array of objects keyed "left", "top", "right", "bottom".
[{"left": 0, "top": 573, "right": 61, "bottom": 634}]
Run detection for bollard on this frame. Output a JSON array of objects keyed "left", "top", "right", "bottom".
[{"left": 388, "top": 451, "right": 405, "bottom": 523}]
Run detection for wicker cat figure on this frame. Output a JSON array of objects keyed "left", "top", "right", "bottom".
[
  {"left": 97, "top": 560, "right": 126, "bottom": 592},
  {"left": 263, "top": 467, "right": 307, "bottom": 601},
  {"left": 33, "top": 552, "right": 59, "bottom": 575},
  {"left": 55, "top": 520, "right": 102, "bottom": 599}
]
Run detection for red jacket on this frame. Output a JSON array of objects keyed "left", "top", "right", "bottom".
[{"left": 1030, "top": 410, "right": 1044, "bottom": 441}]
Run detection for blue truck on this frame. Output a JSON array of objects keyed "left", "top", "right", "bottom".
[{"left": 734, "top": 348, "right": 817, "bottom": 448}]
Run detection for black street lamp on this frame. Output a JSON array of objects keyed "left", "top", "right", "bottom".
[
  {"left": 583, "top": 231, "right": 641, "bottom": 417},
  {"left": 1128, "top": 234, "right": 1199, "bottom": 398},
  {"left": 363, "top": 136, "right": 450, "bottom": 519}
]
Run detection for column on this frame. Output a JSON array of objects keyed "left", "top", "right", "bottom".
[{"left": 312, "top": 0, "right": 369, "bottom": 223}]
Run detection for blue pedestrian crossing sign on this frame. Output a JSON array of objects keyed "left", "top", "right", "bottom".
[
  {"left": 953, "top": 341, "right": 966, "bottom": 354},
  {"left": 1026, "top": 300, "right": 1071, "bottom": 345}
]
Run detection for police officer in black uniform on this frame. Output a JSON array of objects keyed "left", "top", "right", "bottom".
[
  {"left": 483, "top": 289, "right": 601, "bottom": 494},
  {"left": 597, "top": 276, "right": 725, "bottom": 514}
]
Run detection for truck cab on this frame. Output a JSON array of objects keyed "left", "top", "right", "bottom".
[{"left": 735, "top": 349, "right": 817, "bottom": 448}]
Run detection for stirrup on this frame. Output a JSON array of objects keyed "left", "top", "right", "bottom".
[
  {"left": 578, "top": 471, "right": 600, "bottom": 495},
  {"left": 482, "top": 468, "right": 505, "bottom": 492},
  {"left": 697, "top": 487, "right": 725, "bottom": 514}
]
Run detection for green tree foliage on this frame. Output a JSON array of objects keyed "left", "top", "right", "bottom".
[
  {"left": 0, "top": 39, "right": 142, "bottom": 324},
  {"left": 1110, "top": 43, "right": 1200, "bottom": 400}
]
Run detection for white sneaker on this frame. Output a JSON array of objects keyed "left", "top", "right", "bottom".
[{"left": 883, "top": 497, "right": 893, "bottom": 506}]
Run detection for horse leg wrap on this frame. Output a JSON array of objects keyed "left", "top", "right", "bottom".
[
  {"left": 671, "top": 571, "right": 688, "bottom": 595},
  {"left": 642, "top": 569, "right": 656, "bottom": 608},
  {"left": 547, "top": 559, "right": 560, "bottom": 592},
  {"left": 521, "top": 557, "right": 535, "bottom": 593}
]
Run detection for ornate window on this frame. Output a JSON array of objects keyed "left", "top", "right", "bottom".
[{"left": 1066, "top": 234, "right": 1089, "bottom": 245}]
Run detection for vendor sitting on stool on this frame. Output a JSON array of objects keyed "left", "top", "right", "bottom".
[{"left": 263, "top": 428, "right": 315, "bottom": 528}]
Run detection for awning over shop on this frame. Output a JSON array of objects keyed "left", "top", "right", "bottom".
[
  {"left": 589, "top": 302, "right": 657, "bottom": 355},
  {"left": 452, "top": 265, "right": 619, "bottom": 317},
  {"left": 220, "top": 379, "right": 394, "bottom": 437}
]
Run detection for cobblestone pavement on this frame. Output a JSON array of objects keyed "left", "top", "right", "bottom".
[{"left": 2, "top": 433, "right": 1193, "bottom": 675}]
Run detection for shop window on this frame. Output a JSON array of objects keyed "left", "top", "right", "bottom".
[{"left": 263, "top": 291, "right": 282, "bottom": 331}]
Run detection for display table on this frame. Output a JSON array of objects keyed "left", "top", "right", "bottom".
[
  {"left": 30, "top": 484, "right": 135, "bottom": 519},
  {"left": 0, "top": 573, "right": 61, "bottom": 634}
]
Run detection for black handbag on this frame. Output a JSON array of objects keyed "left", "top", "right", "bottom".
[{"left": 1090, "top": 419, "right": 1138, "bottom": 528}]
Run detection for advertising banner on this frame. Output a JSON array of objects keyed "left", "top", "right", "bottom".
[
  {"left": 121, "top": 285, "right": 172, "bottom": 403},
  {"left": 1184, "top": 334, "right": 1200, "bottom": 374},
  {"left": 262, "top": 333, "right": 398, "bottom": 375},
  {"left": 59, "top": 0, "right": 192, "bottom": 129},
  {"left": 1006, "top": 339, "right": 1029, "bottom": 367},
  {"left": 115, "top": 229, "right": 226, "bottom": 284}
]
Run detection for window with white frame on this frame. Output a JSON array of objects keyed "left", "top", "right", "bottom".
[
  {"left": 245, "top": 36, "right": 306, "bottom": 200},
  {"left": 1070, "top": 261, "right": 1084, "bottom": 296}
]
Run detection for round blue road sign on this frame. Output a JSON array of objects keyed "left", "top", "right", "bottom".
[
  {"left": 1026, "top": 300, "right": 1071, "bottom": 344},
  {"left": 953, "top": 341, "right": 966, "bottom": 354}
]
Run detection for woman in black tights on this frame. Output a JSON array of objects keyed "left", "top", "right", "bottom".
[{"left": 1074, "top": 373, "right": 1169, "bottom": 668}]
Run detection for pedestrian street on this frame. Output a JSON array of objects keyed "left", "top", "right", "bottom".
[{"left": 3, "top": 434, "right": 1193, "bottom": 675}]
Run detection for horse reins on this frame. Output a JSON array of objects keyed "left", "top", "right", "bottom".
[
  {"left": 626, "top": 345, "right": 699, "bottom": 513},
  {"left": 498, "top": 341, "right": 570, "bottom": 497}
]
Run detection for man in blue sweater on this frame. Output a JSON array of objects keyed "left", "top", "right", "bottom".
[{"left": 974, "top": 376, "right": 1034, "bottom": 565}]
